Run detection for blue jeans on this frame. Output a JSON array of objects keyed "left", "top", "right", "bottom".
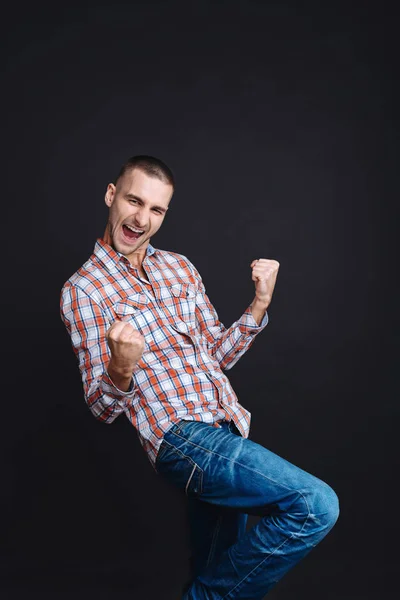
[{"left": 155, "top": 419, "right": 339, "bottom": 599}]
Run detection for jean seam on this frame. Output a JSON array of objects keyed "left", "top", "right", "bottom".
[
  {"left": 185, "top": 463, "right": 197, "bottom": 496},
  {"left": 222, "top": 536, "right": 290, "bottom": 599},
  {"left": 206, "top": 513, "right": 223, "bottom": 569},
  {"left": 158, "top": 437, "right": 204, "bottom": 495}
]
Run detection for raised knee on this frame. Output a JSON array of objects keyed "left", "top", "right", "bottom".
[{"left": 309, "top": 481, "right": 339, "bottom": 531}]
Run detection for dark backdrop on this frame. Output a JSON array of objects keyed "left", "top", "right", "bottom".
[{"left": 2, "top": 1, "right": 397, "bottom": 599}]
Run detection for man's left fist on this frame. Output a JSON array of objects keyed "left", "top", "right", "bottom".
[{"left": 250, "top": 258, "right": 280, "bottom": 307}]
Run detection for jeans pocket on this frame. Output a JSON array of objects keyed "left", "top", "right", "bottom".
[{"left": 155, "top": 441, "right": 203, "bottom": 497}]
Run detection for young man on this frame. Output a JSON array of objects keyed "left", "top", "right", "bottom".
[{"left": 60, "top": 155, "right": 339, "bottom": 599}]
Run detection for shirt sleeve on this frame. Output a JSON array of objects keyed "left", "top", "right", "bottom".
[
  {"left": 188, "top": 262, "right": 269, "bottom": 370},
  {"left": 60, "top": 282, "right": 138, "bottom": 423}
]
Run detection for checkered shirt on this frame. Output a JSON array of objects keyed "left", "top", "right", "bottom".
[{"left": 60, "top": 238, "right": 269, "bottom": 467}]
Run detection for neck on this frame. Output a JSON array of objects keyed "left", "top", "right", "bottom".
[
  {"left": 126, "top": 245, "right": 147, "bottom": 268},
  {"left": 130, "top": 259, "right": 143, "bottom": 269}
]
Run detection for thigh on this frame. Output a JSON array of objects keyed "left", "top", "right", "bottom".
[{"left": 156, "top": 420, "right": 324, "bottom": 516}]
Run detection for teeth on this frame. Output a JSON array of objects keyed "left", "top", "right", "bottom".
[{"left": 125, "top": 224, "right": 144, "bottom": 233}]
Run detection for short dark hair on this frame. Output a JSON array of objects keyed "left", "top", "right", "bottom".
[{"left": 114, "top": 155, "right": 175, "bottom": 188}]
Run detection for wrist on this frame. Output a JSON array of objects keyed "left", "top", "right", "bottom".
[
  {"left": 250, "top": 297, "right": 269, "bottom": 326},
  {"left": 107, "top": 359, "right": 135, "bottom": 392},
  {"left": 107, "top": 357, "right": 135, "bottom": 378},
  {"left": 252, "top": 296, "right": 270, "bottom": 310}
]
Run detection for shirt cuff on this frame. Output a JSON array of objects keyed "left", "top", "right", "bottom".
[
  {"left": 101, "top": 371, "right": 137, "bottom": 403},
  {"left": 238, "top": 304, "right": 269, "bottom": 335}
]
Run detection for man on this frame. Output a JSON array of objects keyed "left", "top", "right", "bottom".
[{"left": 60, "top": 155, "right": 339, "bottom": 599}]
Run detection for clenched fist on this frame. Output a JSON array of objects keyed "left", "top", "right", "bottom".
[
  {"left": 106, "top": 320, "right": 145, "bottom": 391},
  {"left": 250, "top": 258, "right": 280, "bottom": 307}
]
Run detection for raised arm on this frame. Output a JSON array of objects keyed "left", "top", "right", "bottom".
[{"left": 187, "top": 262, "right": 268, "bottom": 370}]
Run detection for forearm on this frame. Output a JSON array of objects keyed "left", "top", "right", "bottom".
[
  {"left": 188, "top": 260, "right": 269, "bottom": 369},
  {"left": 214, "top": 303, "right": 269, "bottom": 369},
  {"left": 250, "top": 297, "right": 269, "bottom": 325}
]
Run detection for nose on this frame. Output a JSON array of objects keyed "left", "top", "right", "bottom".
[{"left": 134, "top": 207, "right": 150, "bottom": 229}]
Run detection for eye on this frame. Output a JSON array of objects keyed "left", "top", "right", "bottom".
[{"left": 129, "top": 198, "right": 138, "bottom": 204}]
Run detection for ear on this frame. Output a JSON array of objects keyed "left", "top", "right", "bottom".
[{"left": 105, "top": 183, "right": 116, "bottom": 207}]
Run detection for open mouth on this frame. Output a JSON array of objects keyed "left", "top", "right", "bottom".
[{"left": 122, "top": 224, "right": 145, "bottom": 242}]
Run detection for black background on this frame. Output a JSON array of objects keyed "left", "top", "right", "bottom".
[{"left": 2, "top": 1, "right": 398, "bottom": 598}]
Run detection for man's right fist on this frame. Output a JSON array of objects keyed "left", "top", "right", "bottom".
[{"left": 106, "top": 320, "right": 145, "bottom": 376}]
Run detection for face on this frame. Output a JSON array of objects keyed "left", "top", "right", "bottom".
[{"left": 104, "top": 168, "right": 173, "bottom": 264}]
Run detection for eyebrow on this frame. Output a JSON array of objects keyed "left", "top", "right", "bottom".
[{"left": 125, "top": 193, "right": 168, "bottom": 213}]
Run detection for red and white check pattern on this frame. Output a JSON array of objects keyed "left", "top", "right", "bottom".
[{"left": 60, "top": 238, "right": 268, "bottom": 467}]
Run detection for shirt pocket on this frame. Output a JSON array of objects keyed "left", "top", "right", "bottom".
[
  {"left": 169, "top": 283, "right": 197, "bottom": 328},
  {"left": 111, "top": 293, "right": 171, "bottom": 353},
  {"left": 113, "top": 293, "right": 149, "bottom": 318},
  {"left": 112, "top": 293, "right": 156, "bottom": 334}
]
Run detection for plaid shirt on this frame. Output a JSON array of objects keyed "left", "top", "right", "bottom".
[{"left": 60, "top": 238, "right": 268, "bottom": 467}]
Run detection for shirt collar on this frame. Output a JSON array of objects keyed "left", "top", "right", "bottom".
[{"left": 93, "top": 237, "right": 157, "bottom": 273}]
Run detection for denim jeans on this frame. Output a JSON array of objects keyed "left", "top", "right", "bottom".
[{"left": 155, "top": 419, "right": 339, "bottom": 600}]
